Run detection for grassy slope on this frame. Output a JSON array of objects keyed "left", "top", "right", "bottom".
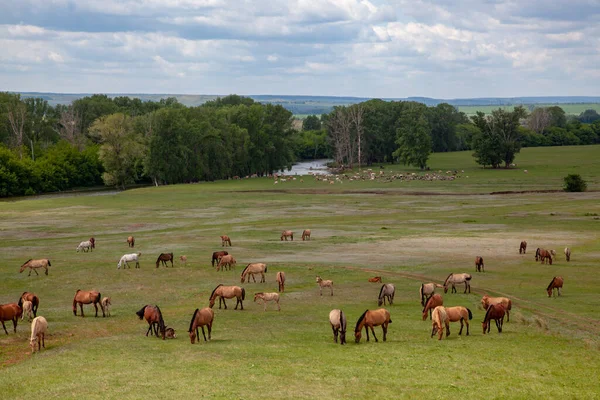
[{"left": 1, "top": 146, "right": 599, "bottom": 399}]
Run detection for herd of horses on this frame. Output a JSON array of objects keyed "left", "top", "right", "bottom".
[{"left": 2, "top": 234, "right": 571, "bottom": 353}]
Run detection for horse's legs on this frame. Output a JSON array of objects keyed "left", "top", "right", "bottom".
[
  {"left": 506, "top": 310, "right": 510, "bottom": 322},
  {"left": 330, "top": 286, "right": 333, "bottom": 296},
  {"left": 332, "top": 326, "right": 338, "bottom": 343},
  {"left": 207, "top": 323, "right": 212, "bottom": 340},
  {"left": 146, "top": 324, "right": 152, "bottom": 336},
  {"left": 370, "top": 326, "right": 378, "bottom": 342},
  {"left": 252, "top": 274, "right": 256, "bottom": 283},
  {"left": 136, "top": 261, "right": 140, "bottom": 268},
  {"left": 201, "top": 326, "right": 207, "bottom": 341},
  {"left": 45, "top": 266, "right": 48, "bottom": 275},
  {"left": 430, "top": 325, "right": 436, "bottom": 338},
  {"left": 365, "top": 327, "right": 370, "bottom": 342},
  {"left": 239, "top": 298, "right": 244, "bottom": 310},
  {"left": 80, "top": 303, "right": 85, "bottom": 317},
  {"left": 222, "top": 297, "right": 227, "bottom": 309},
  {"left": 94, "top": 302, "right": 99, "bottom": 317},
  {"left": 261, "top": 272, "right": 265, "bottom": 283},
  {"left": 319, "top": 286, "right": 322, "bottom": 296},
  {"left": 558, "top": 287, "right": 561, "bottom": 296},
  {"left": 445, "top": 321, "right": 450, "bottom": 337},
  {"left": 41, "top": 332, "right": 45, "bottom": 349},
  {"left": 382, "top": 323, "right": 387, "bottom": 342},
  {"left": 465, "top": 319, "right": 469, "bottom": 336},
  {"left": 277, "top": 299, "right": 280, "bottom": 311}
]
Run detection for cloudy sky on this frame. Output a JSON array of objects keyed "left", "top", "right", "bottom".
[{"left": 1, "top": 0, "right": 599, "bottom": 98}]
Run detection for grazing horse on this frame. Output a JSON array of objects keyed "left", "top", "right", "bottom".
[
  {"left": 136, "top": 305, "right": 166, "bottom": 339},
  {"left": 422, "top": 294, "right": 443, "bottom": 321},
  {"left": 302, "top": 229, "right": 311, "bottom": 241},
  {"left": 101, "top": 297, "right": 112, "bottom": 317},
  {"left": 547, "top": 276, "right": 564, "bottom": 297},
  {"left": 19, "top": 259, "right": 51, "bottom": 276},
  {"left": 377, "top": 284, "right": 395, "bottom": 306},
  {"left": 444, "top": 306, "right": 473, "bottom": 336},
  {"left": 354, "top": 308, "right": 392, "bottom": 343},
  {"left": 475, "top": 256, "right": 485, "bottom": 272},
  {"left": 155, "top": 252, "right": 174, "bottom": 268},
  {"left": 369, "top": 276, "right": 382, "bottom": 283},
  {"left": 443, "top": 273, "right": 472, "bottom": 294},
  {"left": 564, "top": 247, "right": 571, "bottom": 262},
  {"left": 276, "top": 271, "right": 286, "bottom": 292},
  {"left": 254, "top": 292, "right": 281, "bottom": 311},
  {"left": 241, "top": 263, "right": 267, "bottom": 283},
  {"left": 211, "top": 251, "right": 229, "bottom": 267},
  {"left": 419, "top": 283, "right": 443, "bottom": 306},
  {"left": 180, "top": 255, "right": 187, "bottom": 264},
  {"left": 431, "top": 306, "right": 449, "bottom": 340},
  {"left": 72, "top": 290, "right": 104, "bottom": 317},
  {"left": 220, "top": 235, "right": 232, "bottom": 247},
  {"left": 188, "top": 307, "right": 214, "bottom": 344},
  {"left": 482, "top": 304, "right": 506, "bottom": 334},
  {"left": 89, "top": 237, "right": 95, "bottom": 249},
  {"left": 76, "top": 240, "right": 93, "bottom": 252},
  {"left": 127, "top": 236, "right": 135, "bottom": 247},
  {"left": 117, "top": 253, "right": 141, "bottom": 269},
  {"left": 537, "top": 248, "right": 553, "bottom": 264},
  {"left": 217, "top": 255, "right": 236, "bottom": 271},
  {"left": 21, "top": 301, "right": 33, "bottom": 321},
  {"left": 209, "top": 284, "right": 245, "bottom": 310},
  {"left": 18, "top": 292, "right": 39, "bottom": 317},
  {"left": 280, "top": 230, "right": 294, "bottom": 241},
  {"left": 29, "top": 316, "right": 48, "bottom": 352},
  {"left": 481, "top": 295, "right": 512, "bottom": 322},
  {"left": 329, "top": 309, "right": 347, "bottom": 345},
  {"left": 316, "top": 276, "right": 333, "bottom": 296},
  {"left": 519, "top": 241, "right": 527, "bottom": 254},
  {"left": 0, "top": 303, "right": 22, "bottom": 334}
]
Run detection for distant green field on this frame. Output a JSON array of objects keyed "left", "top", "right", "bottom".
[
  {"left": 1, "top": 146, "right": 599, "bottom": 399},
  {"left": 458, "top": 103, "right": 600, "bottom": 116}
]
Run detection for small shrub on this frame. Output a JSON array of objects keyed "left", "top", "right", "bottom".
[{"left": 563, "top": 174, "right": 587, "bottom": 192}]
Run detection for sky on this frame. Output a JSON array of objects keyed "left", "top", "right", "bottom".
[{"left": 1, "top": 0, "right": 599, "bottom": 98}]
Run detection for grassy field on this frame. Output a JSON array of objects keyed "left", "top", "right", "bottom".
[
  {"left": 1, "top": 146, "right": 600, "bottom": 399},
  {"left": 458, "top": 103, "right": 600, "bottom": 116}
]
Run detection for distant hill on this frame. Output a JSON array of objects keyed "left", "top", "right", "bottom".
[{"left": 17, "top": 92, "right": 600, "bottom": 116}]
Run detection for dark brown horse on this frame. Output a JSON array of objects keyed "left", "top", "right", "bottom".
[
  {"left": 0, "top": 303, "right": 22, "bottom": 334},
  {"left": 422, "top": 294, "right": 443, "bottom": 321},
  {"left": 519, "top": 240, "right": 527, "bottom": 254},
  {"left": 547, "top": 276, "right": 564, "bottom": 297},
  {"left": 18, "top": 292, "right": 39, "bottom": 318},
  {"left": 72, "top": 290, "right": 104, "bottom": 317},
  {"left": 136, "top": 305, "right": 166, "bottom": 339},
  {"left": 156, "top": 252, "right": 174, "bottom": 268},
  {"left": 211, "top": 251, "right": 229, "bottom": 267},
  {"left": 188, "top": 307, "right": 214, "bottom": 344},
  {"left": 482, "top": 304, "right": 505, "bottom": 334},
  {"left": 475, "top": 256, "right": 484, "bottom": 272},
  {"left": 535, "top": 248, "right": 553, "bottom": 264}
]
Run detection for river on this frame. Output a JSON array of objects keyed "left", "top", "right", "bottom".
[{"left": 283, "top": 159, "right": 332, "bottom": 176}]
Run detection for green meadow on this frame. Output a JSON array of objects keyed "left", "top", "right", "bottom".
[
  {"left": 457, "top": 103, "right": 600, "bottom": 116},
  {"left": 1, "top": 146, "right": 599, "bottom": 399}
]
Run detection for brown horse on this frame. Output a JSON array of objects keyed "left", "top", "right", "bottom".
[
  {"left": 0, "top": 303, "right": 22, "bottom": 334},
  {"left": 220, "top": 235, "right": 232, "bottom": 247},
  {"left": 547, "top": 276, "right": 564, "bottom": 297},
  {"left": 72, "top": 290, "right": 104, "bottom": 317},
  {"left": 18, "top": 292, "right": 39, "bottom": 317},
  {"left": 241, "top": 263, "right": 267, "bottom": 283},
  {"left": 155, "top": 252, "right": 174, "bottom": 268},
  {"left": 127, "top": 236, "right": 135, "bottom": 247},
  {"left": 445, "top": 306, "right": 473, "bottom": 336},
  {"left": 422, "top": 294, "right": 443, "bottom": 321},
  {"left": 276, "top": 271, "right": 286, "bottom": 292},
  {"left": 481, "top": 295, "right": 512, "bottom": 322},
  {"left": 209, "top": 284, "right": 245, "bottom": 310},
  {"left": 136, "top": 305, "right": 166, "bottom": 339},
  {"left": 482, "top": 304, "right": 505, "bottom": 334},
  {"left": 369, "top": 276, "right": 382, "bottom": 283},
  {"left": 19, "top": 259, "right": 51, "bottom": 276},
  {"left": 280, "top": 230, "right": 293, "bottom": 241},
  {"left": 354, "top": 308, "right": 392, "bottom": 343},
  {"left": 302, "top": 229, "right": 311, "bottom": 241},
  {"left": 535, "top": 248, "right": 553, "bottom": 264},
  {"left": 431, "top": 306, "right": 449, "bottom": 340},
  {"left": 519, "top": 240, "right": 527, "bottom": 254},
  {"left": 212, "top": 251, "right": 229, "bottom": 267},
  {"left": 188, "top": 307, "right": 214, "bottom": 344},
  {"left": 475, "top": 256, "right": 485, "bottom": 272},
  {"left": 89, "top": 237, "right": 96, "bottom": 249},
  {"left": 217, "top": 254, "right": 236, "bottom": 271}
]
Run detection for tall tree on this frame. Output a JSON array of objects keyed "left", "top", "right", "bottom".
[
  {"left": 427, "top": 103, "right": 468, "bottom": 152},
  {"left": 393, "top": 103, "right": 432, "bottom": 169},
  {"left": 302, "top": 115, "right": 321, "bottom": 131}
]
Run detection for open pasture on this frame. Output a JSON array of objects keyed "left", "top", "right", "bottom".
[{"left": 1, "top": 146, "right": 600, "bottom": 399}]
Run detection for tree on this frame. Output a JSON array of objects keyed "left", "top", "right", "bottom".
[
  {"left": 454, "top": 123, "right": 481, "bottom": 150},
  {"left": 547, "top": 106, "right": 566, "bottom": 128},
  {"left": 3, "top": 94, "right": 27, "bottom": 158},
  {"left": 393, "top": 103, "right": 432, "bottom": 169},
  {"left": 526, "top": 107, "right": 552, "bottom": 134},
  {"left": 563, "top": 174, "right": 587, "bottom": 192},
  {"left": 427, "top": 103, "right": 468, "bottom": 152},
  {"left": 578, "top": 109, "right": 600, "bottom": 123},
  {"left": 56, "top": 105, "right": 84, "bottom": 149},
  {"left": 302, "top": 115, "right": 321, "bottom": 131},
  {"left": 348, "top": 104, "right": 364, "bottom": 169}
]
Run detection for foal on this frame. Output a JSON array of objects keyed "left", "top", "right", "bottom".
[{"left": 316, "top": 276, "right": 333, "bottom": 296}]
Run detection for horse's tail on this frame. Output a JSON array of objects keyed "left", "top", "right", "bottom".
[
  {"left": 264, "top": 264, "right": 267, "bottom": 273},
  {"left": 47, "top": 259, "right": 51, "bottom": 266},
  {"left": 95, "top": 292, "right": 101, "bottom": 304},
  {"left": 340, "top": 310, "right": 346, "bottom": 331},
  {"left": 419, "top": 284, "right": 425, "bottom": 306},
  {"left": 188, "top": 309, "right": 200, "bottom": 333},
  {"left": 506, "top": 299, "right": 512, "bottom": 311},
  {"left": 241, "top": 287, "right": 246, "bottom": 300},
  {"left": 32, "top": 296, "right": 39, "bottom": 314},
  {"left": 136, "top": 305, "right": 147, "bottom": 320},
  {"left": 467, "top": 308, "right": 473, "bottom": 320},
  {"left": 465, "top": 274, "right": 472, "bottom": 281},
  {"left": 155, "top": 305, "right": 165, "bottom": 333}
]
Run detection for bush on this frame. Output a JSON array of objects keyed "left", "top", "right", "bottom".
[{"left": 564, "top": 174, "right": 587, "bottom": 192}]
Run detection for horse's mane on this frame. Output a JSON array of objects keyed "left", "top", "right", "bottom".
[
  {"left": 155, "top": 305, "right": 165, "bottom": 332},
  {"left": 188, "top": 308, "right": 199, "bottom": 332},
  {"left": 355, "top": 310, "right": 369, "bottom": 332},
  {"left": 241, "top": 264, "right": 251, "bottom": 275},
  {"left": 255, "top": 292, "right": 264, "bottom": 296},
  {"left": 444, "top": 273, "right": 453, "bottom": 285},
  {"left": 483, "top": 304, "right": 494, "bottom": 322},
  {"left": 546, "top": 277, "right": 556, "bottom": 291},
  {"left": 136, "top": 305, "right": 147, "bottom": 320},
  {"left": 209, "top": 284, "right": 223, "bottom": 300},
  {"left": 378, "top": 284, "right": 386, "bottom": 300},
  {"left": 21, "top": 259, "right": 32, "bottom": 266}
]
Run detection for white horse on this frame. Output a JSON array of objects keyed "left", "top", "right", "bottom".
[
  {"left": 329, "top": 309, "right": 347, "bottom": 345},
  {"left": 76, "top": 240, "right": 93, "bottom": 252},
  {"left": 117, "top": 253, "right": 141, "bottom": 269},
  {"left": 30, "top": 316, "right": 48, "bottom": 352}
]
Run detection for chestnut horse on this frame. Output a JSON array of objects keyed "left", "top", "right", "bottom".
[
  {"left": 280, "top": 230, "right": 293, "bottom": 241},
  {"left": 72, "top": 290, "right": 104, "bottom": 317},
  {"left": 475, "top": 256, "right": 484, "bottom": 272},
  {"left": 136, "top": 305, "right": 166, "bottom": 339},
  {"left": 354, "top": 308, "right": 392, "bottom": 343},
  {"left": 369, "top": 276, "right": 382, "bottom": 283},
  {"left": 217, "top": 255, "right": 236, "bottom": 271},
  {"left": 89, "top": 237, "right": 96, "bottom": 249},
  {"left": 19, "top": 259, "right": 51, "bottom": 276},
  {"left": 445, "top": 306, "right": 473, "bottom": 336},
  {"left": 127, "top": 236, "right": 135, "bottom": 247},
  {"left": 481, "top": 295, "right": 512, "bottom": 322},
  {"left": 155, "top": 252, "right": 174, "bottom": 268},
  {"left": 209, "top": 284, "right": 245, "bottom": 310},
  {"left": 535, "top": 248, "right": 553, "bottom": 264},
  {"left": 276, "top": 271, "right": 286, "bottom": 292},
  {"left": 188, "top": 307, "right": 214, "bottom": 344},
  {"left": 211, "top": 251, "right": 228, "bottom": 267},
  {"left": 220, "top": 235, "right": 232, "bottom": 247},
  {"left": 482, "top": 304, "right": 505, "bottom": 334},
  {"left": 546, "top": 276, "right": 564, "bottom": 297},
  {"left": 431, "top": 306, "right": 449, "bottom": 340},
  {"left": 241, "top": 263, "right": 267, "bottom": 283},
  {"left": 0, "top": 303, "right": 22, "bottom": 334},
  {"left": 302, "top": 229, "right": 311, "bottom": 241},
  {"left": 329, "top": 309, "right": 347, "bottom": 345},
  {"left": 422, "top": 294, "right": 443, "bottom": 321},
  {"left": 519, "top": 241, "right": 527, "bottom": 254},
  {"left": 18, "top": 292, "right": 39, "bottom": 317}
]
